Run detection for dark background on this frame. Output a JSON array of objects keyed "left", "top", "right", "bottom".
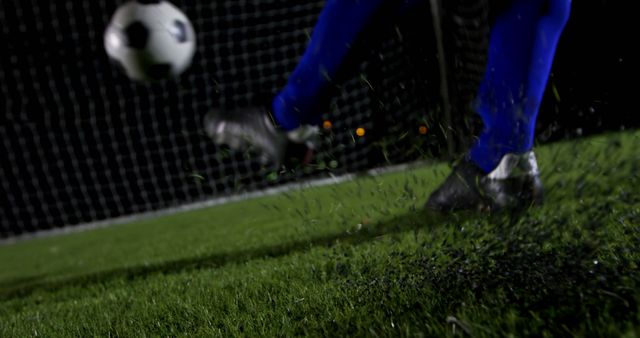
[
  {"left": 0, "top": 0, "right": 636, "bottom": 238},
  {"left": 537, "top": 0, "right": 634, "bottom": 141}
]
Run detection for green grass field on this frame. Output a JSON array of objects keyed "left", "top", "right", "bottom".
[{"left": 1, "top": 131, "right": 639, "bottom": 336}]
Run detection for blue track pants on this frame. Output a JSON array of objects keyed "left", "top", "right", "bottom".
[{"left": 273, "top": 0, "right": 571, "bottom": 172}]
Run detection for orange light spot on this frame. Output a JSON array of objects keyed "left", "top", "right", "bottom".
[
  {"left": 419, "top": 125, "right": 428, "bottom": 135},
  {"left": 323, "top": 120, "right": 332, "bottom": 129},
  {"left": 356, "top": 128, "right": 366, "bottom": 137}
]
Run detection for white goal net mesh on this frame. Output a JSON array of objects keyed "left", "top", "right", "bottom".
[{"left": 1, "top": 0, "right": 491, "bottom": 237}]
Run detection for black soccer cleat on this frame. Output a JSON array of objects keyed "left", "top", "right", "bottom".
[
  {"left": 203, "top": 107, "right": 317, "bottom": 168},
  {"left": 425, "top": 152, "right": 544, "bottom": 212}
]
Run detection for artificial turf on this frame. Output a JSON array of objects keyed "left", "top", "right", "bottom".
[{"left": 0, "top": 130, "right": 638, "bottom": 336}]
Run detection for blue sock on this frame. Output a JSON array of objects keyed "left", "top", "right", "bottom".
[
  {"left": 272, "top": 0, "right": 423, "bottom": 131},
  {"left": 469, "top": 0, "right": 571, "bottom": 173}
]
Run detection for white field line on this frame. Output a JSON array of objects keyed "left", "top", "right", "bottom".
[{"left": 0, "top": 161, "right": 431, "bottom": 246}]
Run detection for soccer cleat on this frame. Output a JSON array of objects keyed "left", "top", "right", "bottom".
[
  {"left": 425, "top": 151, "right": 544, "bottom": 212},
  {"left": 203, "top": 107, "right": 317, "bottom": 167}
]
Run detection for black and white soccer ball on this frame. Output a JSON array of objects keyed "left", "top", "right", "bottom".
[{"left": 104, "top": 0, "right": 196, "bottom": 82}]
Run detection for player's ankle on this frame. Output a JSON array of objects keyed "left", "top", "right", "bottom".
[{"left": 286, "top": 125, "right": 320, "bottom": 147}]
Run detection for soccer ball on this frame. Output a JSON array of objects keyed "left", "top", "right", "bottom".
[{"left": 104, "top": 0, "right": 196, "bottom": 82}]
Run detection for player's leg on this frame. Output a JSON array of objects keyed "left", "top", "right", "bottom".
[
  {"left": 469, "top": 0, "right": 571, "bottom": 172},
  {"left": 427, "top": 0, "right": 571, "bottom": 212},
  {"left": 273, "top": 0, "right": 424, "bottom": 130},
  {"left": 205, "top": 0, "right": 424, "bottom": 165}
]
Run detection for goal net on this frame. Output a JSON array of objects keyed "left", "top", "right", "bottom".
[{"left": 1, "top": 0, "right": 487, "bottom": 238}]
